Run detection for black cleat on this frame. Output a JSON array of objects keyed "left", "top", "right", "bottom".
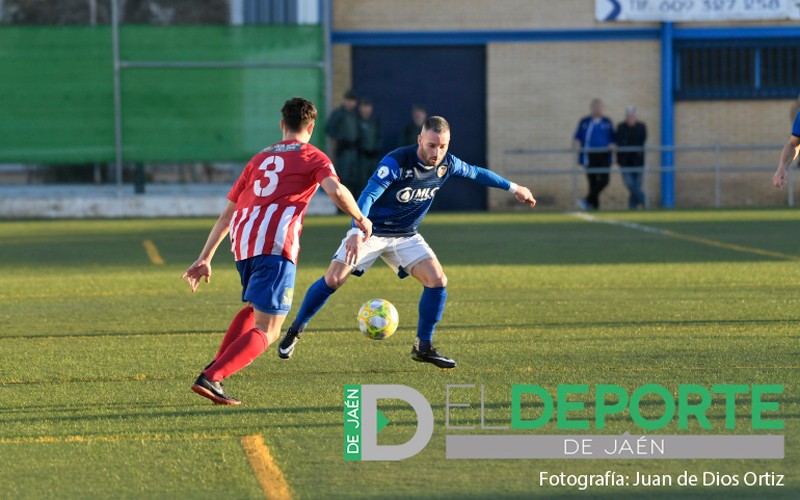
[
  {"left": 191, "top": 373, "right": 241, "bottom": 405},
  {"left": 411, "top": 343, "right": 457, "bottom": 369},
  {"left": 277, "top": 326, "right": 302, "bottom": 359}
]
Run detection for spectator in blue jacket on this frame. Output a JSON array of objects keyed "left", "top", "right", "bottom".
[{"left": 573, "top": 98, "right": 615, "bottom": 210}]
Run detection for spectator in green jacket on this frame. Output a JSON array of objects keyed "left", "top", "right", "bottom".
[
  {"left": 400, "top": 104, "right": 427, "bottom": 147},
  {"left": 355, "top": 97, "right": 382, "bottom": 195},
  {"left": 326, "top": 90, "right": 359, "bottom": 192}
]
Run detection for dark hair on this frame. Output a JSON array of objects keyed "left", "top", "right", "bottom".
[
  {"left": 421, "top": 116, "right": 449, "bottom": 134},
  {"left": 344, "top": 89, "right": 358, "bottom": 101},
  {"left": 359, "top": 97, "right": 373, "bottom": 106},
  {"left": 281, "top": 97, "right": 317, "bottom": 132},
  {"left": 412, "top": 103, "right": 427, "bottom": 113}
]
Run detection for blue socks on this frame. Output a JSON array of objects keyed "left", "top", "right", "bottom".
[
  {"left": 291, "top": 276, "right": 336, "bottom": 332},
  {"left": 417, "top": 286, "right": 447, "bottom": 350},
  {"left": 292, "top": 279, "right": 447, "bottom": 350}
]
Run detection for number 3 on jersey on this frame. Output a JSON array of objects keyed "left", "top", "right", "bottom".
[{"left": 253, "top": 155, "right": 285, "bottom": 197}]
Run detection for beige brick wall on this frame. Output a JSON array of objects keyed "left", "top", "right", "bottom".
[
  {"left": 487, "top": 41, "right": 661, "bottom": 210},
  {"left": 333, "top": 0, "right": 656, "bottom": 31},
  {"left": 328, "top": 44, "right": 352, "bottom": 153},
  {"left": 331, "top": 44, "right": 352, "bottom": 109},
  {"left": 672, "top": 100, "right": 794, "bottom": 207},
  {"left": 332, "top": 1, "right": 798, "bottom": 209}
]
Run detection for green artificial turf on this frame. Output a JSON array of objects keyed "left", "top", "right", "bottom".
[{"left": 0, "top": 210, "right": 797, "bottom": 498}]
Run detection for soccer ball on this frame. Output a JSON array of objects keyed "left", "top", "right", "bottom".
[{"left": 357, "top": 299, "right": 399, "bottom": 340}]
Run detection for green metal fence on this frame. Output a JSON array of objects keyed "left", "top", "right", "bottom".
[{"left": 0, "top": 24, "right": 325, "bottom": 164}]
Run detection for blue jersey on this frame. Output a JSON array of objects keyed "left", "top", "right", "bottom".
[
  {"left": 574, "top": 116, "right": 615, "bottom": 166},
  {"left": 358, "top": 145, "right": 510, "bottom": 236},
  {"left": 793, "top": 109, "right": 800, "bottom": 137}
]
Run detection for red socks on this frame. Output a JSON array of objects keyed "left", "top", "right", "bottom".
[
  {"left": 204, "top": 328, "right": 268, "bottom": 382},
  {"left": 214, "top": 306, "right": 255, "bottom": 360}
]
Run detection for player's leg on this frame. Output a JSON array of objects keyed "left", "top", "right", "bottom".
[
  {"left": 204, "top": 305, "right": 255, "bottom": 370},
  {"left": 205, "top": 309, "right": 285, "bottom": 380},
  {"left": 192, "top": 255, "right": 294, "bottom": 405},
  {"left": 277, "top": 260, "right": 352, "bottom": 359},
  {"left": 385, "top": 235, "right": 456, "bottom": 369},
  {"left": 202, "top": 255, "right": 261, "bottom": 369},
  {"left": 409, "top": 257, "right": 455, "bottom": 368},
  {"left": 193, "top": 310, "right": 286, "bottom": 405},
  {"left": 277, "top": 234, "right": 387, "bottom": 359}
]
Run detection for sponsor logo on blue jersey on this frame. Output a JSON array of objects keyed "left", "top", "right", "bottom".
[{"left": 396, "top": 187, "right": 440, "bottom": 203}]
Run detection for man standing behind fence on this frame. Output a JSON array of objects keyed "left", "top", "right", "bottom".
[
  {"left": 356, "top": 97, "right": 382, "bottom": 195},
  {"left": 573, "top": 98, "right": 615, "bottom": 210},
  {"left": 616, "top": 106, "right": 647, "bottom": 210},
  {"left": 326, "top": 90, "right": 360, "bottom": 193}
]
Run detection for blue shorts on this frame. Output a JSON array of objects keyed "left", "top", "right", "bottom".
[{"left": 236, "top": 254, "right": 296, "bottom": 315}]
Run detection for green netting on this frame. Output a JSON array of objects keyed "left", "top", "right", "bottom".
[
  {"left": 0, "top": 25, "right": 324, "bottom": 164},
  {"left": 120, "top": 25, "right": 323, "bottom": 63},
  {"left": 122, "top": 66, "right": 324, "bottom": 162},
  {"left": 0, "top": 27, "right": 115, "bottom": 163}
]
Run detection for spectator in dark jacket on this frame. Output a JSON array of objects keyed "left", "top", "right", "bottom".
[{"left": 616, "top": 106, "right": 647, "bottom": 210}]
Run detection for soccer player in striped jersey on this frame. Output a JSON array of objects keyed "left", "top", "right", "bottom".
[
  {"left": 277, "top": 116, "right": 536, "bottom": 368},
  {"left": 183, "top": 97, "right": 371, "bottom": 405}
]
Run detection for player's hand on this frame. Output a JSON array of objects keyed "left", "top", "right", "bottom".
[
  {"left": 344, "top": 234, "right": 362, "bottom": 267},
  {"left": 181, "top": 258, "right": 211, "bottom": 293},
  {"left": 514, "top": 186, "right": 537, "bottom": 208},
  {"left": 773, "top": 167, "right": 788, "bottom": 189},
  {"left": 354, "top": 216, "right": 373, "bottom": 241}
]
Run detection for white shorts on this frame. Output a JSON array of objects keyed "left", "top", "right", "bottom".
[{"left": 332, "top": 233, "right": 437, "bottom": 279}]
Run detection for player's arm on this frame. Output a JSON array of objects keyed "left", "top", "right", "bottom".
[
  {"left": 347, "top": 159, "right": 397, "bottom": 227},
  {"left": 181, "top": 200, "right": 236, "bottom": 292},
  {"left": 320, "top": 176, "right": 373, "bottom": 266},
  {"left": 353, "top": 179, "right": 386, "bottom": 222},
  {"left": 455, "top": 159, "right": 536, "bottom": 208},
  {"left": 320, "top": 176, "right": 372, "bottom": 239},
  {"left": 773, "top": 135, "right": 800, "bottom": 189},
  {"left": 337, "top": 162, "right": 395, "bottom": 266},
  {"left": 572, "top": 121, "right": 584, "bottom": 152}
]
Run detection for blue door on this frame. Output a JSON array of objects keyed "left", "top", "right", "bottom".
[{"left": 351, "top": 45, "right": 487, "bottom": 211}]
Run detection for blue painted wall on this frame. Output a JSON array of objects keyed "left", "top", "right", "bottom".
[{"left": 351, "top": 45, "right": 488, "bottom": 211}]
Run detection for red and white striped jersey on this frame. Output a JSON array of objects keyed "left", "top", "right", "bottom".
[{"left": 227, "top": 140, "right": 337, "bottom": 263}]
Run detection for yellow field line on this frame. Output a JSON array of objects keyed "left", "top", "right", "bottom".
[
  {"left": 570, "top": 212, "right": 800, "bottom": 261},
  {"left": 143, "top": 239, "right": 165, "bottom": 265},
  {"left": 660, "top": 229, "right": 800, "bottom": 261},
  {"left": 241, "top": 434, "right": 292, "bottom": 500}
]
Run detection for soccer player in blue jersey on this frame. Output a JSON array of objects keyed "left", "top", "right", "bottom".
[
  {"left": 277, "top": 116, "right": 536, "bottom": 368},
  {"left": 772, "top": 108, "right": 800, "bottom": 189}
]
